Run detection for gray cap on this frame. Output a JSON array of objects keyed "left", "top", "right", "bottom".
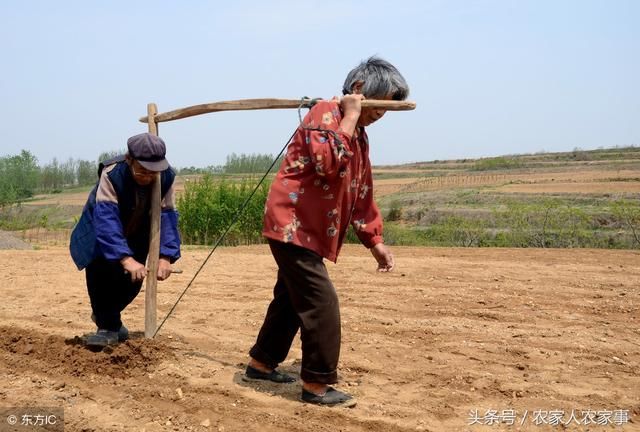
[{"left": 127, "top": 133, "right": 169, "bottom": 171}]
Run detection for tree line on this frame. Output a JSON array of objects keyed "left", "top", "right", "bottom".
[
  {"left": 1, "top": 149, "right": 282, "bottom": 207},
  {"left": 177, "top": 152, "right": 283, "bottom": 175},
  {"left": 0, "top": 149, "right": 128, "bottom": 206}
]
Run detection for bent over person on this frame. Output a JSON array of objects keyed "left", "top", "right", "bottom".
[
  {"left": 70, "top": 133, "right": 180, "bottom": 348},
  {"left": 245, "top": 56, "right": 410, "bottom": 407}
]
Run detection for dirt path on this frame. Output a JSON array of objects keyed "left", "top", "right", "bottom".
[{"left": 1, "top": 245, "right": 638, "bottom": 431}]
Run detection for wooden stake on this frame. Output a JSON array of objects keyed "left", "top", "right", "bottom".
[{"left": 145, "top": 102, "right": 160, "bottom": 338}]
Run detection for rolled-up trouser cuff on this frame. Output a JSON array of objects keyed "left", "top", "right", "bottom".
[
  {"left": 300, "top": 367, "right": 338, "bottom": 384},
  {"left": 249, "top": 344, "right": 280, "bottom": 370}
]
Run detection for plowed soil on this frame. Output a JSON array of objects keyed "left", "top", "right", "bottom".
[{"left": 1, "top": 245, "right": 639, "bottom": 431}]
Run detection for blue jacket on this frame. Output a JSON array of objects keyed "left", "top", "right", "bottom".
[{"left": 70, "top": 157, "right": 180, "bottom": 270}]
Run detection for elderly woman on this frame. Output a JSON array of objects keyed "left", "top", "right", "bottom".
[{"left": 244, "top": 57, "right": 410, "bottom": 407}]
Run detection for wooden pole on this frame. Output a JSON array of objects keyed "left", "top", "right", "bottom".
[
  {"left": 139, "top": 98, "right": 416, "bottom": 124},
  {"left": 145, "top": 102, "right": 160, "bottom": 338}
]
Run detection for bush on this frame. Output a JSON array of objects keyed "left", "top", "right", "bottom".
[
  {"left": 309, "top": 199, "right": 640, "bottom": 249},
  {"left": 493, "top": 200, "right": 593, "bottom": 248},
  {"left": 386, "top": 201, "right": 403, "bottom": 221},
  {"left": 177, "top": 175, "right": 269, "bottom": 246},
  {"left": 344, "top": 222, "right": 430, "bottom": 246},
  {"left": 438, "top": 216, "right": 487, "bottom": 247},
  {"left": 472, "top": 157, "right": 522, "bottom": 171},
  {"left": 612, "top": 200, "right": 640, "bottom": 248}
]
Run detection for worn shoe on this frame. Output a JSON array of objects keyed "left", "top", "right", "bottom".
[
  {"left": 117, "top": 324, "right": 129, "bottom": 342},
  {"left": 91, "top": 313, "right": 129, "bottom": 342},
  {"left": 85, "top": 329, "right": 120, "bottom": 348},
  {"left": 301, "top": 387, "right": 357, "bottom": 407},
  {"left": 242, "top": 365, "right": 296, "bottom": 383}
]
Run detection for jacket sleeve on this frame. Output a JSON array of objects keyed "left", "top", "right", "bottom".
[
  {"left": 94, "top": 169, "right": 133, "bottom": 260},
  {"left": 305, "top": 100, "right": 356, "bottom": 180},
  {"left": 160, "top": 183, "right": 181, "bottom": 262},
  {"left": 351, "top": 159, "right": 383, "bottom": 248}
]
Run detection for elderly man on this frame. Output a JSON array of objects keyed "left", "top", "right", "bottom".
[{"left": 70, "top": 133, "right": 180, "bottom": 348}]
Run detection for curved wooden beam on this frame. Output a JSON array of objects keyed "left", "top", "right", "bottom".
[{"left": 139, "top": 98, "right": 416, "bottom": 124}]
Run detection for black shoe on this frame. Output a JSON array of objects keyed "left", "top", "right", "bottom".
[
  {"left": 85, "top": 329, "right": 120, "bottom": 348},
  {"left": 301, "top": 387, "right": 357, "bottom": 407},
  {"left": 91, "top": 313, "right": 128, "bottom": 342},
  {"left": 117, "top": 324, "right": 129, "bottom": 342},
  {"left": 242, "top": 365, "right": 296, "bottom": 383}
]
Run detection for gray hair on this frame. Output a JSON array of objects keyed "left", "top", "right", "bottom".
[{"left": 342, "top": 56, "right": 409, "bottom": 100}]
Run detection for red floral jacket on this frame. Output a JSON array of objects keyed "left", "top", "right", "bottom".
[{"left": 262, "top": 99, "right": 383, "bottom": 262}]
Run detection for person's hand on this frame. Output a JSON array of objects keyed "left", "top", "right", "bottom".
[
  {"left": 340, "top": 94, "right": 364, "bottom": 120},
  {"left": 120, "top": 256, "right": 148, "bottom": 282},
  {"left": 338, "top": 94, "right": 365, "bottom": 137},
  {"left": 157, "top": 257, "right": 172, "bottom": 281},
  {"left": 370, "top": 243, "right": 395, "bottom": 272}
]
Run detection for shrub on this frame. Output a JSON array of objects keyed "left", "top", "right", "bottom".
[
  {"left": 176, "top": 175, "right": 269, "bottom": 246},
  {"left": 386, "top": 201, "right": 403, "bottom": 221},
  {"left": 612, "top": 200, "right": 640, "bottom": 248},
  {"left": 472, "top": 157, "right": 522, "bottom": 171}
]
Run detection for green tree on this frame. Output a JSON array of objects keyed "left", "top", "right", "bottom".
[
  {"left": 0, "top": 150, "right": 40, "bottom": 205},
  {"left": 223, "top": 153, "right": 283, "bottom": 174},
  {"left": 40, "top": 158, "right": 63, "bottom": 191},
  {"left": 77, "top": 159, "right": 97, "bottom": 185},
  {"left": 60, "top": 157, "right": 77, "bottom": 186},
  {"left": 97, "top": 149, "right": 126, "bottom": 164}
]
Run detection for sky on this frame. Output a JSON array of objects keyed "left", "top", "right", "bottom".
[{"left": 1, "top": 0, "right": 638, "bottom": 168}]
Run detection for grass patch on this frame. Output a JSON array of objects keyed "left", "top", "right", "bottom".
[
  {"left": 0, "top": 203, "right": 80, "bottom": 231},
  {"left": 471, "top": 157, "right": 523, "bottom": 171},
  {"left": 368, "top": 197, "right": 640, "bottom": 249}
]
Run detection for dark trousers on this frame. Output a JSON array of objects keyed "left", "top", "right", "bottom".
[
  {"left": 250, "top": 240, "right": 341, "bottom": 384},
  {"left": 86, "top": 257, "right": 143, "bottom": 332}
]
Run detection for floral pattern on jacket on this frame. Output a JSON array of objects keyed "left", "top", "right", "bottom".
[{"left": 262, "top": 99, "right": 383, "bottom": 262}]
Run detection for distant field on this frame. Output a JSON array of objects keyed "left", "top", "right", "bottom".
[
  {"left": 372, "top": 149, "right": 640, "bottom": 249},
  {"left": 3, "top": 146, "right": 640, "bottom": 249},
  {"left": 374, "top": 170, "right": 640, "bottom": 197},
  {"left": 489, "top": 181, "right": 640, "bottom": 194}
]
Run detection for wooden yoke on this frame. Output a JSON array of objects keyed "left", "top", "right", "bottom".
[
  {"left": 140, "top": 98, "right": 416, "bottom": 124},
  {"left": 145, "top": 103, "right": 160, "bottom": 338},
  {"left": 139, "top": 97, "right": 416, "bottom": 339}
]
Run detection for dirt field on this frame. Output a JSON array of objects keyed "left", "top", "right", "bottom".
[
  {"left": 379, "top": 169, "right": 640, "bottom": 197},
  {"left": 1, "top": 245, "right": 639, "bottom": 431},
  {"left": 488, "top": 182, "right": 640, "bottom": 195}
]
